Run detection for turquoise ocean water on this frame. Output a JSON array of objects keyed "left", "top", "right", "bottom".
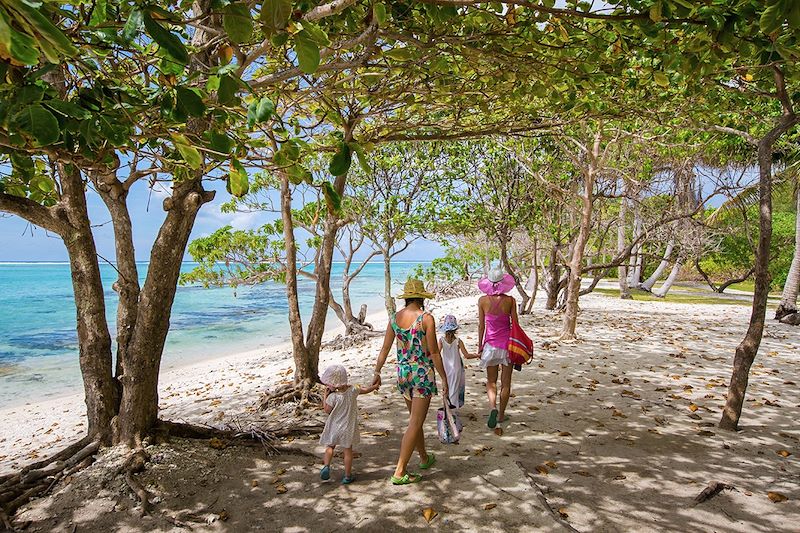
[{"left": 0, "top": 261, "right": 424, "bottom": 407}]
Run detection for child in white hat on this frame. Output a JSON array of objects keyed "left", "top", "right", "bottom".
[
  {"left": 319, "top": 364, "right": 379, "bottom": 484},
  {"left": 438, "top": 314, "right": 478, "bottom": 409}
]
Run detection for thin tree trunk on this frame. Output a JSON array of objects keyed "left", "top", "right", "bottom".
[
  {"left": 561, "top": 176, "right": 594, "bottom": 340},
  {"left": 617, "top": 195, "right": 632, "bottom": 299},
  {"left": 383, "top": 251, "right": 395, "bottom": 315},
  {"left": 720, "top": 106, "right": 799, "bottom": 431},
  {"left": 545, "top": 244, "right": 560, "bottom": 310},
  {"left": 627, "top": 207, "right": 643, "bottom": 285},
  {"left": 641, "top": 241, "right": 674, "bottom": 291},
  {"left": 499, "top": 234, "right": 529, "bottom": 314},
  {"left": 90, "top": 166, "right": 140, "bottom": 407},
  {"left": 525, "top": 238, "right": 538, "bottom": 312},
  {"left": 652, "top": 253, "right": 684, "bottom": 298},
  {"left": 59, "top": 164, "right": 117, "bottom": 443},
  {"left": 775, "top": 188, "right": 800, "bottom": 319}
]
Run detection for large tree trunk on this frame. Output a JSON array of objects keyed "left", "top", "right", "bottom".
[
  {"left": 617, "top": 196, "right": 632, "bottom": 299},
  {"left": 719, "top": 109, "right": 799, "bottom": 431},
  {"left": 640, "top": 241, "right": 674, "bottom": 291},
  {"left": 775, "top": 188, "right": 800, "bottom": 320},
  {"left": 60, "top": 164, "right": 117, "bottom": 444},
  {"left": 116, "top": 179, "right": 214, "bottom": 445}
]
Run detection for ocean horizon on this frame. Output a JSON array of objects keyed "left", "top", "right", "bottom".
[{"left": 0, "top": 261, "right": 427, "bottom": 407}]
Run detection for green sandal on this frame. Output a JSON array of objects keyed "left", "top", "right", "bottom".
[
  {"left": 391, "top": 472, "right": 422, "bottom": 485},
  {"left": 419, "top": 453, "right": 436, "bottom": 470},
  {"left": 488, "top": 409, "right": 498, "bottom": 429}
]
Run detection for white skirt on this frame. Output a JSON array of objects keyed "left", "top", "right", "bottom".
[{"left": 479, "top": 344, "right": 510, "bottom": 369}]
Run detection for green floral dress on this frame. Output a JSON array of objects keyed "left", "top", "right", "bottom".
[{"left": 392, "top": 312, "right": 437, "bottom": 400}]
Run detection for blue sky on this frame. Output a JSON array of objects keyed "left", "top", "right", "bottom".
[{"left": 0, "top": 179, "right": 445, "bottom": 262}]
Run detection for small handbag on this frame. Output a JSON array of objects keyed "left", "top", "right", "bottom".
[{"left": 437, "top": 398, "right": 462, "bottom": 444}]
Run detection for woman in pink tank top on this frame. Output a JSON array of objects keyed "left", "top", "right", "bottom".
[{"left": 477, "top": 266, "right": 519, "bottom": 433}]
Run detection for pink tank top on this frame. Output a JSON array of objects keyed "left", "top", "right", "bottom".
[{"left": 484, "top": 296, "right": 511, "bottom": 349}]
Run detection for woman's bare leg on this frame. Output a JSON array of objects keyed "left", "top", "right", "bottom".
[
  {"left": 486, "top": 365, "right": 499, "bottom": 410},
  {"left": 394, "top": 396, "right": 432, "bottom": 478},
  {"left": 498, "top": 364, "right": 513, "bottom": 422}
]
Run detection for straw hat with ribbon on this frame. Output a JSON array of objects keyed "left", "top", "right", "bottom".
[
  {"left": 396, "top": 278, "right": 435, "bottom": 300},
  {"left": 478, "top": 265, "right": 516, "bottom": 295}
]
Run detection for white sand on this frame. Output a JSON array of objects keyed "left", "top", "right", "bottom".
[{"left": 4, "top": 291, "right": 800, "bottom": 531}]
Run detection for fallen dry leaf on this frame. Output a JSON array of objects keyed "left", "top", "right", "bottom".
[
  {"left": 613, "top": 475, "right": 627, "bottom": 481},
  {"left": 535, "top": 465, "right": 549, "bottom": 475},
  {"left": 558, "top": 507, "right": 569, "bottom": 519},
  {"left": 698, "top": 430, "right": 715, "bottom": 437},
  {"left": 484, "top": 503, "right": 497, "bottom": 510},
  {"left": 777, "top": 450, "right": 792, "bottom": 458},
  {"left": 276, "top": 485, "right": 288, "bottom": 494},
  {"left": 689, "top": 404, "right": 699, "bottom": 412},
  {"left": 545, "top": 461, "right": 557, "bottom": 469},
  {"left": 208, "top": 438, "right": 226, "bottom": 450},
  {"left": 573, "top": 471, "right": 593, "bottom": 477},
  {"left": 276, "top": 468, "right": 286, "bottom": 475},
  {"left": 422, "top": 507, "right": 438, "bottom": 522},
  {"left": 767, "top": 492, "right": 787, "bottom": 503},
  {"left": 218, "top": 510, "right": 229, "bottom": 521},
  {"left": 251, "top": 480, "right": 259, "bottom": 487},
  {"left": 558, "top": 431, "right": 572, "bottom": 437}
]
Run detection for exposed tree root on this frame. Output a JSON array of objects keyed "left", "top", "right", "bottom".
[
  {"left": 693, "top": 481, "right": 736, "bottom": 504},
  {"left": 323, "top": 329, "right": 383, "bottom": 351},
  {"left": 123, "top": 448, "right": 151, "bottom": 516},
  {"left": 259, "top": 381, "right": 324, "bottom": 414},
  {"left": 516, "top": 461, "right": 581, "bottom": 533},
  {"left": 1, "top": 437, "right": 100, "bottom": 528}
]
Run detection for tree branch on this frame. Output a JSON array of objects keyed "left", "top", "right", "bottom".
[{"left": 0, "top": 193, "right": 66, "bottom": 235}]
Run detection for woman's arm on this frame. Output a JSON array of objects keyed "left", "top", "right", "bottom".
[
  {"left": 372, "top": 321, "right": 396, "bottom": 388},
  {"left": 358, "top": 382, "right": 379, "bottom": 394},
  {"left": 424, "top": 314, "right": 448, "bottom": 397},
  {"left": 477, "top": 297, "right": 485, "bottom": 352},
  {"left": 510, "top": 295, "right": 519, "bottom": 324}
]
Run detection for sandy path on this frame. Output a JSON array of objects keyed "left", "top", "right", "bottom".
[{"left": 6, "top": 292, "right": 800, "bottom": 531}]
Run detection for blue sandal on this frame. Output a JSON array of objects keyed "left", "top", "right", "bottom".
[
  {"left": 320, "top": 465, "right": 330, "bottom": 481},
  {"left": 488, "top": 409, "right": 498, "bottom": 429},
  {"left": 342, "top": 474, "right": 355, "bottom": 485}
]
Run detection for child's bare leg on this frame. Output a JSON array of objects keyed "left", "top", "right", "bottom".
[
  {"left": 343, "top": 447, "right": 353, "bottom": 477},
  {"left": 324, "top": 445, "right": 335, "bottom": 466}
]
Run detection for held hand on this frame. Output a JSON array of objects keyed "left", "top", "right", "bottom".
[{"left": 371, "top": 373, "right": 381, "bottom": 389}]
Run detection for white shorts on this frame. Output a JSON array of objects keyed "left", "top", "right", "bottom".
[{"left": 479, "top": 344, "right": 510, "bottom": 369}]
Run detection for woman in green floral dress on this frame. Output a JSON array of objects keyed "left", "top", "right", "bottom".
[{"left": 372, "top": 279, "right": 449, "bottom": 485}]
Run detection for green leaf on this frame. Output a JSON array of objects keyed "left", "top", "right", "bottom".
[
  {"left": 224, "top": 3, "right": 254, "bottom": 44},
  {"left": 218, "top": 74, "right": 240, "bottom": 105},
  {"left": 90, "top": 0, "right": 108, "bottom": 25},
  {"left": 293, "top": 30, "right": 320, "bottom": 74},
  {"left": 788, "top": 1, "right": 800, "bottom": 28},
  {"left": 4, "top": 24, "right": 39, "bottom": 65},
  {"left": 45, "top": 99, "right": 91, "bottom": 119},
  {"left": 172, "top": 133, "right": 203, "bottom": 169},
  {"left": 759, "top": 1, "right": 785, "bottom": 35},
  {"left": 255, "top": 97, "right": 275, "bottom": 122},
  {"left": 271, "top": 32, "right": 288, "bottom": 47},
  {"left": 228, "top": 158, "right": 249, "bottom": 197},
  {"left": 302, "top": 22, "right": 330, "bottom": 47},
  {"left": 207, "top": 130, "right": 234, "bottom": 159},
  {"left": 649, "top": 1, "right": 663, "bottom": 23},
  {"left": 143, "top": 12, "right": 189, "bottom": 65},
  {"left": 321, "top": 181, "right": 341, "bottom": 213},
  {"left": 122, "top": 10, "right": 143, "bottom": 42},
  {"left": 176, "top": 87, "right": 206, "bottom": 117},
  {"left": 348, "top": 141, "right": 370, "bottom": 174},
  {"left": 10, "top": 1, "right": 78, "bottom": 58},
  {"left": 260, "top": 0, "right": 292, "bottom": 37},
  {"left": 373, "top": 2, "right": 387, "bottom": 25},
  {"left": 384, "top": 47, "right": 413, "bottom": 61},
  {"left": 329, "top": 142, "right": 351, "bottom": 176},
  {"left": 285, "top": 163, "right": 312, "bottom": 185},
  {"left": 653, "top": 71, "right": 669, "bottom": 87},
  {"left": 12, "top": 104, "right": 59, "bottom": 146}
]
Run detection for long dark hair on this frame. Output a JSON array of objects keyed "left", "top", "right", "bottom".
[{"left": 405, "top": 297, "right": 425, "bottom": 310}]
